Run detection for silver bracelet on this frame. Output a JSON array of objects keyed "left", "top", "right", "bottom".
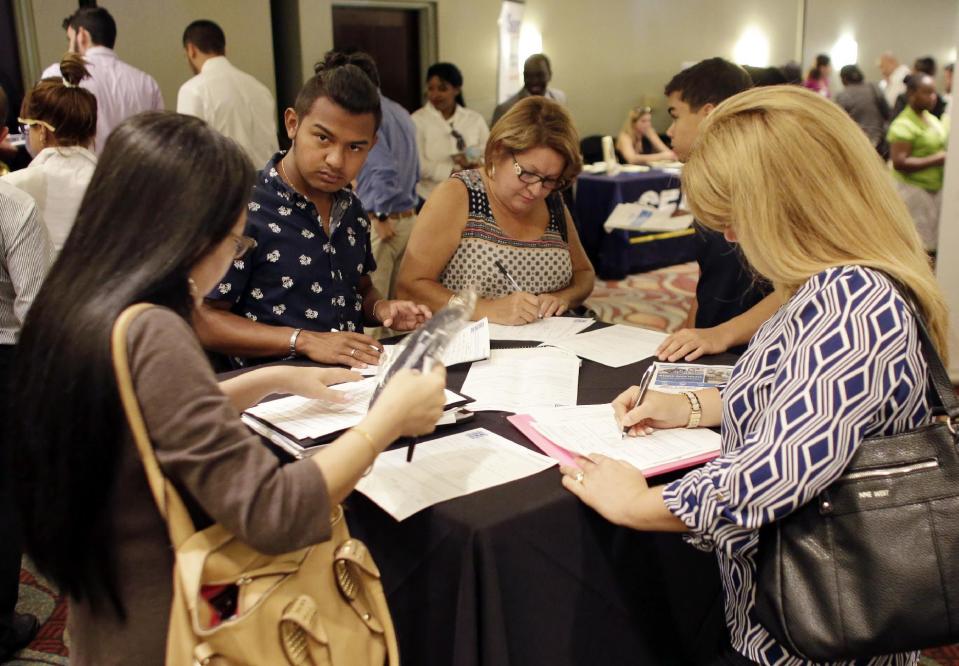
[{"left": 288, "top": 327, "right": 302, "bottom": 357}]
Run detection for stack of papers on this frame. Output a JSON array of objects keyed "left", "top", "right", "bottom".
[
  {"left": 244, "top": 376, "right": 467, "bottom": 440},
  {"left": 487, "top": 317, "right": 593, "bottom": 343},
  {"left": 360, "top": 318, "right": 492, "bottom": 376},
  {"left": 355, "top": 428, "right": 557, "bottom": 520},
  {"left": 603, "top": 202, "right": 693, "bottom": 233},
  {"left": 460, "top": 347, "right": 580, "bottom": 413},
  {"left": 545, "top": 324, "right": 667, "bottom": 368},
  {"left": 512, "top": 404, "right": 721, "bottom": 476},
  {"left": 651, "top": 363, "right": 735, "bottom": 392}
]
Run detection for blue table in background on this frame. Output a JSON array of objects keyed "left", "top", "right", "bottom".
[{"left": 574, "top": 170, "right": 697, "bottom": 280}]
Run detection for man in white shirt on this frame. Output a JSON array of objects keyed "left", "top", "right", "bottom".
[
  {"left": 176, "top": 20, "right": 279, "bottom": 168},
  {"left": 42, "top": 7, "right": 163, "bottom": 155},
  {"left": 879, "top": 52, "right": 912, "bottom": 109}
]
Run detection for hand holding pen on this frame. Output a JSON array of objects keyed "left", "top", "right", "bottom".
[
  {"left": 617, "top": 363, "right": 656, "bottom": 438},
  {"left": 613, "top": 365, "right": 699, "bottom": 437},
  {"left": 492, "top": 259, "right": 540, "bottom": 324}
]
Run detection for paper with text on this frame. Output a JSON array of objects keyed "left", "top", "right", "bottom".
[
  {"left": 545, "top": 325, "right": 667, "bottom": 367},
  {"left": 461, "top": 348, "right": 579, "bottom": 413},
  {"left": 651, "top": 363, "right": 734, "bottom": 392},
  {"left": 526, "top": 404, "right": 720, "bottom": 474},
  {"left": 358, "top": 319, "right": 490, "bottom": 376},
  {"left": 487, "top": 317, "right": 593, "bottom": 343},
  {"left": 245, "top": 377, "right": 465, "bottom": 440},
  {"left": 355, "top": 428, "right": 557, "bottom": 520}
]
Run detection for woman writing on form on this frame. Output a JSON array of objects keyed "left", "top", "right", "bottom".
[
  {"left": 561, "top": 86, "right": 946, "bottom": 665},
  {"left": 397, "top": 96, "right": 594, "bottom": 325}
]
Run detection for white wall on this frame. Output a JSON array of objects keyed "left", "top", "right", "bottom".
[{"left": 28, "top": 0, "right": 277, "bottom": 108}]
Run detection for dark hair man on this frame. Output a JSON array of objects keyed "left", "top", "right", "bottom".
[
  {"left": 656, "top": 58, "right": 779, "bottom": 363},
  {"left": 491, "top": 53, "right": 567, "bottom": 126}
]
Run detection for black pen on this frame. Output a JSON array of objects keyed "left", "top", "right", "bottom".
[
  {"left": 494, "top": 259, "right": 522, "bottom": 292},
  {"left": 406, "top": 437, "right": 418, "bottom": 462},
  {"left": 622, "top": 363, "right": 656, "bottom": 438}
]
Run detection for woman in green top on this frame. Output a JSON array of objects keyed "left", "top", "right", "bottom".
[{"left": 888, "top": 73, "right": 948, "bottom": 252}]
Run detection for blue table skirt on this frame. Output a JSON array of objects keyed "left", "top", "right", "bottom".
[{"left": 574, "top": 171, "right": 697, "bottom": 280}]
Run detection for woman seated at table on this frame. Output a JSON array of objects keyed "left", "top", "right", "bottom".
[
  {"left": 397, "top": 96, "right": 594, "bottom": 325},
  {"left": 561, "top": 86, "right": 946, "bottom": 665},
  {"left": 615, "top": 106, "right": 677, "bottom": 165},
  {"left": 412, "top": 62, "right": 489, "bottom": 202},
  {"left": 2, "top": 53, "right": 97, "bottom": 252},
  {"left": 9, "top": 112, "right": 447, "bottom": 665}
]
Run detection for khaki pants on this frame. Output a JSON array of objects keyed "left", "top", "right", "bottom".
[
  {"left": 894, "top": 179, "right": 942, "bottom": 251},
  {"left": 366, "top": 213, "right": 416, "bottom": 338}
]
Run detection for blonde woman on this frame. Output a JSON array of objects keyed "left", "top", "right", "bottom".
[
  {"left": 615, "top": 106, "right": 676, "bottom": 165},
  {"left": 561, "top": 86, "right": 946, "bottom": 665},
  {"left": 397, "top": 96, "right": 594, "bottom": 325}
]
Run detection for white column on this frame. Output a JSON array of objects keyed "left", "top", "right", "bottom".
[{"left": 936, "top": 13, "right": 959, "bottom": 380}]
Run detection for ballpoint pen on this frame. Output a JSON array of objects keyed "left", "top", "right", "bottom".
[
  {"left": 494, "top": 259, "right": 522, "bottom": 292},
  {"left": 622, "top": 362, "right": 656, "bottom": 438}
]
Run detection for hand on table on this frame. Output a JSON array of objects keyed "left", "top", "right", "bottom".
[
  {"left": 375, "top": 299, "right": 431, "bottom": 331},
  {"left": 274, "top": 367, "right": 363, "bottom": 404},
  {"left": 537, "top": 293, "right": 568, "bottom": 318},
  {"left": 612, "top": 387, "right": 690, "bottom": 436},
  {"left": 560, "top": 454, "right": 649, "bottom": 526},
  {"left": 487, "top": 292, "right": 540, "bottom": 325},
  {"left": 656, "top": 326, "right": 731, "bottom": 362},
  {"left": 366, "top": 366, "right": 447, "bottom": 440},
  {"left": 297, "top": 331, "right": 383, "bottom": 368}
]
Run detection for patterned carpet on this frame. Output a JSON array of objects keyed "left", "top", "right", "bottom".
[{"left": 6, "top": 261, "right": 958, "bottom": 665}]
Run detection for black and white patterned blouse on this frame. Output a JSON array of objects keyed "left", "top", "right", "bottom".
[
  {"left": 439, "top": 170, "right": 572, "bottom": 297},
  {"left": 208, "top": 152, "right": 376, "bottom": 335},
  {"left": 664, "top": 266, "right": 929, "bottom": 665}
]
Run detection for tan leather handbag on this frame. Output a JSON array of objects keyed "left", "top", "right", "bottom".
[{"left": 111, "top": 304, "right": 400, "bottom": 666}]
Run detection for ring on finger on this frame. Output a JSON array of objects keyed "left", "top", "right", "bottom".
[
  {"left": 350, "top": 348, "right": 356, "bottom": 358},
  {"left": 573, "top": 470, "right": 585, "bottom": 483}
]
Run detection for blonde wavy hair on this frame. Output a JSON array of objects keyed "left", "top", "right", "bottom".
[
  {"left": 619, "top": 105, "right": 652, "bottom": 138},
  {"left": 683, "top": 85, "right": 949, "bottom": 357}
]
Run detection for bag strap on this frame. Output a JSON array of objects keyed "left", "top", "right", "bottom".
[
  {"left": 111, "top": 303, "right": 197, "bottom": 549},
  {"left": 880, "top": 273, "right": 959, "bottom": 423}
]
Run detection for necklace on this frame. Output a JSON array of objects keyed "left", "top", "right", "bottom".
[{"left": 279, "top": 155, "right": 305, "bottom": 198}]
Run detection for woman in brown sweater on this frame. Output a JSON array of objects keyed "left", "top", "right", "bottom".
[{"left": 8, "top": 112, "right": 446, "bottom": 665}]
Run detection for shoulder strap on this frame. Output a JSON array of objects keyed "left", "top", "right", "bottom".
[
  {"left": 111, "top": 303, "right": 197, "bottom": 549},
  {"left": 546, "top": 192, "right": 568, "bottom": 242}
]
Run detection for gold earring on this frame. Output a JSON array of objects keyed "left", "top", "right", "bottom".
[
  {"left": 490, "top": 164, "right": 496, "bottom": 177},
  {"left": 188, "top": 278, "right": 199, "bottom": 299}
]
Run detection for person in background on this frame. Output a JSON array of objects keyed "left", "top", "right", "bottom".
[
  {"left": 177, "top": 19, "right": 279, "bottom": 168},
  {"left": 879, "top": 52, "right": 912, "bottom": 108},
  {"left": 943, "top": 62, "right": 953, "bottom": 116},
  {"left": 8, "top": 111, "right": 446, "bottom": 665},
  {"left": 412, "top": 62, "right": 489, "bottom": 203},
  {"left": 0, "top": 180, "right": 53, "bottom": 662},
  {"left": 491, "top": 54, "right": 567, "bottom": 126},
  {"left": 347, "top": 51, "right": 421, "bottom": 311},
  {"left": 803, "top": 53, "right": 832, "bottom": 97},
  {"left": 398, "top": 96, "right": 594, "bottom": 325},
  {"left": 564, "top": 85, "right": 947, "bottom": 666},
  {"left": 3, "top": 53, "right": 97, "bottom": 252},
  {"left": 615, "top": 106, "right": 677, "bottom": 165},
  {"left": 891, "top": 57, "right": 945, "bottom": 119},
  {"left": 834, "top": 64, "right": 891, "bottom": 158},
  {"left": 42, "top": 7, "right": 163, "bottom": 154},
  {"left": 656, "top": 58, "right": 777, "bottom": 363},
  {"left": 888, "top": 73, "right": 948, "bottom": 253},
  {"left": 195, "top": 54, "right": 429, "bottom": 369}
]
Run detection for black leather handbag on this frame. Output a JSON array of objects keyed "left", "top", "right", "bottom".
[{"left": 754, "top": 311, "right": 959, "bottom": 662}]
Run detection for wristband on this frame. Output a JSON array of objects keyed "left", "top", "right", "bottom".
[
  {"left": 682, "top": 391, "right": 702, "bottom": 429},
  {"left": 350, "top": 426, "right": 378, "bottom": 475},
  {"left": 288, "top": 327, "right": 302, "bottom": 357},
  {"left": 372, "top": 299, "right": 385, "bottom": 323}
]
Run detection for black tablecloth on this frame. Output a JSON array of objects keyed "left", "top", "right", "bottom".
[{"left": 341, "top": 343, "right": 738, "bottom": 665}]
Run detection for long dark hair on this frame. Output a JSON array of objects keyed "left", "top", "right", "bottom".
[{"left": 9, "top": 111, "right": 253, "bottom": 615}]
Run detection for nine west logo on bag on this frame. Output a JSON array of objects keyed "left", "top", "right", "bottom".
[{"left": 857, "top": 489, "right": 891, "bottom": 499}]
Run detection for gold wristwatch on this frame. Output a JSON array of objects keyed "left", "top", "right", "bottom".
[{"left": 682, "top": 391, "right": 702, "bottom": 428}]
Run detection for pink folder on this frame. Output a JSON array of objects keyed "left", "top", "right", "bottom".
[{"left": 507, "top": 413, "right": 719, "bottom": 477}]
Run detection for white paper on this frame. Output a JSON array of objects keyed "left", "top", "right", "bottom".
[
  {"left": 245, "top": 377, "right": 465, "bottom": 440},
  {"left": 603, "top": 203, "right": 693, "bottom": 233},
  {"left": 357, "top": 319, "right": 490, "bottom": 376},
  {"left": 527, "top": 404, "right": 721, "bottom": 474},
  {"left": 460, "top": 348, "right": 580, "bottom": 413},
  {"left": 544, "top": 325, "right": 667, "bottom": 368},
  {"left": 487, "top": 317, "right": 593, "bottom": 343},
  {"left": 355, "top": 428, "right": 556, "bottom": 521}
]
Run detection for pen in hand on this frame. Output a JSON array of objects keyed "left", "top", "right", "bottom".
[
  {"left": 622, "top": 362, "right": 656, "bottom": 438},
  {"left": 494, "top": 259, "right": 522, "bottom": 292}
]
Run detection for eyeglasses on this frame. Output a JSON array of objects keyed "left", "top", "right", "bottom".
[
  {"left": 230, "top": 233, "right": 257, "bottom": 260},
  {"left": 511, "top": 154, "right": 568, "bottom": 191},
  {"left": 450, "top": 126, "right": 467, "bottom": 153},
  {"left": 17, "top": 117, "right": 56, "bottom": 135}
]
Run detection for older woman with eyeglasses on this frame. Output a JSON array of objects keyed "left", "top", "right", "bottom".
[
  {"left": 397, "top": 96, "right": 594, "bottom": 325},
  {"left": 615, "top": 106, "right": 677, "bottom": 165}
]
